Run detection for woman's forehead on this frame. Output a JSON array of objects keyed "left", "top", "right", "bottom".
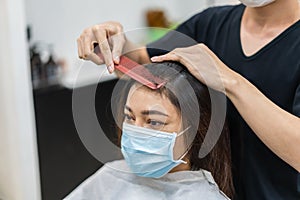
[{"left": 126, "top": 84, "right": 177, "bottom": 113}]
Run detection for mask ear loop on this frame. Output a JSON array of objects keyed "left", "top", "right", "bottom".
[
  {"left": 176, "top": 126, "right": 191, "bottom": 137},
  {"left": 175, "top": 126, "right": 193, "bottom": 164}
]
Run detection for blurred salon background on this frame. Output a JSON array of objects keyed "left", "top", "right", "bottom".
[{"left": 0, "top": 0, "right": 239, "bottom": 199}]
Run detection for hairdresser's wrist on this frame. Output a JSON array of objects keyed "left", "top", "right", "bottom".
[{"left": 223, "top": 70, "right": 245, "bottom": 99}]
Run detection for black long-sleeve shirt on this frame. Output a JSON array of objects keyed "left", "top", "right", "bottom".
[{"left": 147, "top": 4, "right": 300, "bottom": 200}]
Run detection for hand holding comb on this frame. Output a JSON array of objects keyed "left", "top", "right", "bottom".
[{"left": 115, "top": 56, "right": 165, "bottom": 90}]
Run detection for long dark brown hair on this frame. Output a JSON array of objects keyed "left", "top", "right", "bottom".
[{"left": 113, "top": 62, "right": 234, "bottom": 198}]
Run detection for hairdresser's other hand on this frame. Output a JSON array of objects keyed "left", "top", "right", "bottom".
[
  {"left": 77, "top": 21, "right": 125, "bottom": 73},
  {"left": 151, "top": 44, "right": 239, "bottom": 93}
]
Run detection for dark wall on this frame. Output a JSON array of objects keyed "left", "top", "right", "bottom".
[{"left": 33, "top": 79, "right": 118, "bottom": 200}]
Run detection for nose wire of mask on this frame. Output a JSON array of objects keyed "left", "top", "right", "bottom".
[
  {"left": 121, "top": 123, "right": 191, "bottom": 178},
  {"left": 239, "top": 0, "right": 275, "bottom": 7}
]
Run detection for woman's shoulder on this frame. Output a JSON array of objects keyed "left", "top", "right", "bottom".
[
  {"left": 63, "top": 160, "right": 130, "bottom": 200},
  {"left": 161, "top": 169, "right": 230, "bottom": 199},
  {"left": 83, "top": 160, "right": 132, "bottom": 183}
]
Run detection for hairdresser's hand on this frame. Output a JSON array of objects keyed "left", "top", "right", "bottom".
[
  {"left": 77, "top": 21, "right": 126, "bottom": 73},
  {"left": 151, "top": 44, "right": 239, "bottom": 93}
]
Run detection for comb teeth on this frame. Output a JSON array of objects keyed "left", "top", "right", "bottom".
[{"left": 115, "top": 56, "right": 166, "bottom": 89}]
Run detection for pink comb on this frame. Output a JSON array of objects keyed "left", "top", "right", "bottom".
[{"left": 115, "top": 56, "right": 166, "bottom": 89}]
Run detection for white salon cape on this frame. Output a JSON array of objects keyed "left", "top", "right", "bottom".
[{"left": 64, "top": 160, "right": 230, "bottom": 200}]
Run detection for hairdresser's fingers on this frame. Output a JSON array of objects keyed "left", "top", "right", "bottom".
[
  {"left": 103, "top": 22, "right": 124, "bottom": 64},
  {"left": 86, "top": 52, "right": 104, "bottom": 65},
  {"left": 93, "top": 44, "right": 105, "bottom": 61},
  {"left": 98, "top": 38, "right": 114, "bottom": 72},
  {"left": 82, "top": 35, "right": 103, "bottom": 65},
  {"left": 111, "top": 33, "right": 126, "bottom": 64},
  {"left": 151, "top": 50, "right": 182, "bottom": 63},
  {"left": 92, "top": 26, "right": 114, "bottom": 72},
  {"left": 151, "top": 48, "right": 201, "bottom": 76},
  {"left": 80, "top": 29, "right": 94, "bottom": 59}
]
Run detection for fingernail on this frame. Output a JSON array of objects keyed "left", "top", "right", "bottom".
[
  {"left": 108, "top": 65, "right": 114, "bottom": 73},
  {"left": 114, "top": 56, "right": 120, "bottom": 64}
]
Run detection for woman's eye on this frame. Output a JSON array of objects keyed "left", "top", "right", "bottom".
[
  {"left": 124, "top": 114, "right": 134, "bottom": 122},
  {"left": 147, "top": 119, "right": 165, "bottom": 127}
]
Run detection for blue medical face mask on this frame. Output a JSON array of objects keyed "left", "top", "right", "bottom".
[{"left": 121, "top": 122, "right": 190, "bottom": 178}]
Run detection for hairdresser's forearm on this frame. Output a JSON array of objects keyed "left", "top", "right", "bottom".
[{"left": 226, "top": 73, "right": 300, "bottom": 172}]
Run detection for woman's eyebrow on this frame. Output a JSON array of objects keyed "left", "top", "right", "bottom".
[
  {"left": 141, "top": 110, "right": 169, "bottom": 117},
  {"left": 125, "top": 105, "right": 132, "bottom": 112},
  {"left": 125, "top": 105, "right": 169, "bottom": 116}
]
